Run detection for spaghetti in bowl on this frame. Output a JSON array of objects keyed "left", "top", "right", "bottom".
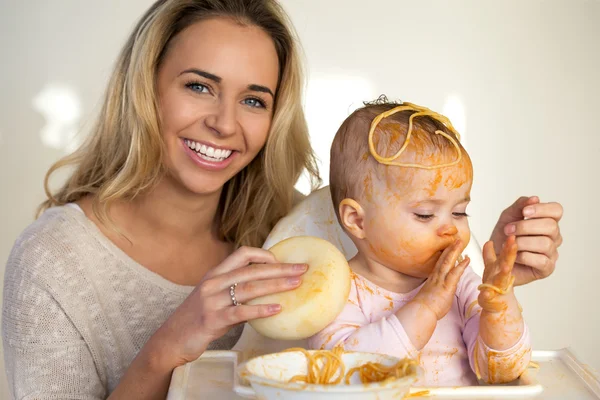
[{"left": 235, "top": 348, "right": 420, "bottom": 400}]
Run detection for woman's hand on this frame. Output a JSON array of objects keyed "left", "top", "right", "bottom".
[
  {"left": 154, "top": 246, "right": 307, "bottom": 367},
  {"left": 490, "top": 196, "right": 563, "bottom": 286}
]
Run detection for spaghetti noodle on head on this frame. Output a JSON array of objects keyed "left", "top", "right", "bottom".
[
  {"left": 367, "top": 102, "right": 462, "bottom": 169},
  {"left": 284, "top": 347, "right": 417, "bottom": 385},
  {"left": 329, "top": 96, "right": 466, "bottom": 223}
]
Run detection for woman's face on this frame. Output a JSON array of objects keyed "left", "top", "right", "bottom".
[{"left": 157, "top": 17, "right": 279, "bottom": 195}]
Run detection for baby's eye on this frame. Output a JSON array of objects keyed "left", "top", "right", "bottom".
[
  {"left": 414, "top": 213, "right": 434, "bottom": 221},
  {"left": 453, "top": 212, "right": 470, "bottom": 218}
]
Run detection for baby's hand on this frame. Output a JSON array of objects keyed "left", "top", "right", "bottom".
[
  {"left": 414, "top": 239, "right": 470, "bottom": 320},
  {"left": 478, "top": 236, "right": 518, "bottom": 313}
]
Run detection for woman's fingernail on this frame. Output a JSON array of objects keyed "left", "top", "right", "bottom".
[
  {"left": 523, "top": 206, "right": 535, "bottom": 217},
  {"left": 294, "top": 263, "right": 308, "bottom": 271},
  {"left": 505, "top": 224, "right": 516, "bottom": 234},
  {"left": 287, "top": 277, "right": 302, "bottom": 286},
  {"left": 268, "top": 304, "right": 281, "bottom": 313}
]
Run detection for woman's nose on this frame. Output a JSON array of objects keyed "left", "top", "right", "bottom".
[{"left": 205, "top": 100, "right": 237, "bottom": 137}]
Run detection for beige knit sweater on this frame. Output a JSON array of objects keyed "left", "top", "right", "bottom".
[{"left": 2, "top": 205, "right": 242, "bottom": 399}]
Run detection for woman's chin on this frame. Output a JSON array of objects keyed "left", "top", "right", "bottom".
[
  {"left": 165, "top": 171, "right": 230, "bottom": 198},
  {"left": 183, "top": 181, "right": 228, "bottom": 196}
]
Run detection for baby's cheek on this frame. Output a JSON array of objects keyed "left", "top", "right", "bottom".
[
  {"left": 392, "top": 234, "right": 421, "bottom": 260},
  {"left": 366, "top": 222, "right": 413, "bottom": 263},
  {"left": 368, "top": 241, "right": 400, "bottom": 262},
  {"left": 459, "top": 228, "right": 471, "bottom": 253},
  {"left": 392, "top": 234, "right": 435, "bottom": 265}
]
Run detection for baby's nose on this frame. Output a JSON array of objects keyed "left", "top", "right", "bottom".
[{"left": 437, "top": 224, "right": 458, "bottom": 237}]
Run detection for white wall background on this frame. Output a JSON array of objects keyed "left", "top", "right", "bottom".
[{"left": 1, "top": 0, "right": 598, "bottom": 397}]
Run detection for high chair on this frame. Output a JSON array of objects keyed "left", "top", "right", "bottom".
[{"left": 233, "top": 186, "right": 485, "bottom": 358}]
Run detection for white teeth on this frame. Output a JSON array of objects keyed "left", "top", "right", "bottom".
[
  {"left": 184, "top": 139, "right": 232, "bottom": 162},
  {"left": 198, "top": 153, "right": 221, "bottom": 162}
]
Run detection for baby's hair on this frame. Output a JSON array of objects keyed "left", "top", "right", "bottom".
[
  {"left": 329, "top": 95, "right": 464, "bottom": 222},
  {"left": 363, "top": 94, "right": 402, "bottom": 106}
]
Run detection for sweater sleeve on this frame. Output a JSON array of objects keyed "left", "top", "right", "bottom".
[{"left": 2, "top": 235, "right": 105, "bottom": 400}]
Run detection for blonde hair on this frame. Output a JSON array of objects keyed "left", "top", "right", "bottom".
[
  {"left": 329, "top": 98, "right": 463, "bottom": 221},
  {"left": 39, "top": 0, "right": 320, "bottom": 248}
]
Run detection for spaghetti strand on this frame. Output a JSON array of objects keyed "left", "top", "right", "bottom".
[
  {"left": 285, "top": 347, "right": 417, "bottom": 385},
  {"left": 367, "top": 102, "right": 462, "bottom": 169}
]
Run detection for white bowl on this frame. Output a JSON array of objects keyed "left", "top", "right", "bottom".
[{"left": 234, "top": 350, "right": 420, "bottom": 400}]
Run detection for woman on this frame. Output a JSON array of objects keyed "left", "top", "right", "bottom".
[
  {"left": 2, "top": 0, "right": 562, "bottom": 399},
  {"left": 3, "top": 0, "right": 318, "bottom": 398}
]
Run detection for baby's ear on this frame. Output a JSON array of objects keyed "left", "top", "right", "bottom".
[{"left": 339, "top": 198, "right": 366, "bottom": 240}]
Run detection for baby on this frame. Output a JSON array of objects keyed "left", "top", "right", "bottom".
[{"left": 308, "top": 99, "right": 531, "bottom": 386}]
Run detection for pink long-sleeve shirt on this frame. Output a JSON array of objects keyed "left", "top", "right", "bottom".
[{"left": 308, "top": 267, "right": 531, "bottom": 386}]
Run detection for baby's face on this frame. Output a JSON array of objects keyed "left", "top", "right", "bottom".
[{"left": 361, "top": 154, "right": 473, "bottom": 278}]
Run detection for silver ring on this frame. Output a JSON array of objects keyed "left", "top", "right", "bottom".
[{"left": 229, "top": 283, "right": 240, "bottom": 306}]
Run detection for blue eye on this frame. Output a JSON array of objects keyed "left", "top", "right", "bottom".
[
  {"left": 243, "top": 97, "right": 266, "bottom": 109},
  {"left": 185, "top": 82, "right": 210, "bottom": 93}
]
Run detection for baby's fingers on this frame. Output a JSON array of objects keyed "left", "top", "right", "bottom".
[
  {"left": 495, "top": 236, "right": 518, "bottom": 289},
  {"left": 482, "top": 241, "right": 498, "bottom": 282},
  {"left": 438, "top": 239, "right": 464, "bottom": 276},
  {"left": 446, "top": 256, "right": 470, "bottom": 288}
]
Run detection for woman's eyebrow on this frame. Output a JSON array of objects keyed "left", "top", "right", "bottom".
[
  {"left": 248, "top": 84, "right": 274, "bottom": 98},
  {"left": 179, "top": 68, "right": 221, "bottom": 83}
]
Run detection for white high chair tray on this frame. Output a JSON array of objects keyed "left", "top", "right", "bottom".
[{"left": 166, "top": 348, "right": 600, "bottom": 400}]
